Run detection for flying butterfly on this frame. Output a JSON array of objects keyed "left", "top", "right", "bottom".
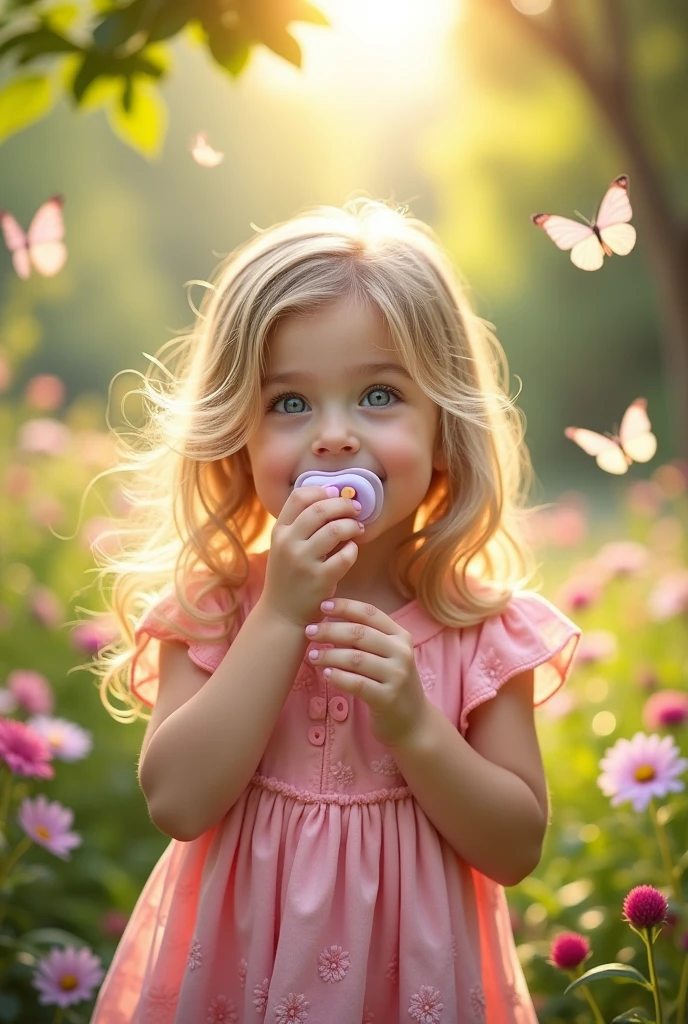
[
  {"left": 565, "top": 398, "right": 657, "bottom": 474},
  {"left": 532, "top": 175, "right": 636, "bottom": 271},
  {"left": 0, "top": 196, "right": 66, "bottom": 279}
]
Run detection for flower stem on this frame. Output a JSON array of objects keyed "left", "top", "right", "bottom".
[
  {"left": 643, "top": 929, "right": 663, "bottom": 1024},
  {"left": 580, "top": 982, "right": 606, "bottom": 1024},
  {"left": 52, "top": 1008, "right": 65, "bottom": 1024},
  {"left": 649, "top": 799, "right": 681, "bottom": 904},
  {"left": 677, "top": 949, "right": 688, "bottom": 1024},
  {"left": 0, "top": 836, "right": 32, "bottom": 891},
  {"left": 0, "top": 766, "right": 13, "bottom": 833}
]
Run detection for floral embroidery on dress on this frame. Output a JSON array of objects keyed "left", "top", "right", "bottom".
[
  {"left": 385, "top": 952, "right": 399, "bottom": 981},
  {"left": 330, "top": 761, "right": 354, "bottom": 787},
  {"left": 274, "top": 991, "right": 310, "bottom": 1022},
  {"left": 317, "top": 944, "right": 351, "bottom": 981},
  {"left": 469, "top": 982, "right": 486, "bottom": 1022},
  {"left": 362, "top": 1009, "right": 375, "bottom": 1023},
  {"left": 252, "top": 978, "right": 269, "bottom": 1015},
  {"left": 187, "top": 936, "right": 202, "bottom": 970},
  {"left": 238, "top": 957, "right": 248, "bottom": 988},
  {"left": 506, "top": 981, "right": 522, "bottom": 1007},
  {"left": 371, "top": 753, "right": 400, "bottom": 776},
  {"left": 478, "top": 648, "right": 503, "bottom": 688},
  {"left": 419, "top": 666, "right": 436, "bottom": 692},
  {"left": 293, "top": 662, "right": 316, "bottom": 692},
  {"left": 408, "top": 984, "right": 443, "bottom": 1023},
  {"left": 144, "top": 984, "right": 180, "bottom": 1021},
  {"left": 450, "top": 934, "right": 457, "bottom": 962},
  {"left": 206, "top": 994, "right": 238, "bottom": 1023}
]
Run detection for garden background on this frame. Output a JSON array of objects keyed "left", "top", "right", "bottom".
[{"left": 0, "top": 0, "right": 687, "bottom": 1019}]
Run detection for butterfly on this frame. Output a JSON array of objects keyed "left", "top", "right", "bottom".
[
  {"left": 565, "top": 398, "right": 657, "bottom": 474},
  {"left": 532, "top": 175, "right": 636, "bottom": 271},
  {"left": 190, "top": 132, "right": 224, "bottom": 168},
  {"left": 0, "top": 196, "right": 66, "bottom": 280}
]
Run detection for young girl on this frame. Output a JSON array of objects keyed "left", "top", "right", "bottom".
[{"left": 91, "top": 198, "right": 580, "bottom": 1023}]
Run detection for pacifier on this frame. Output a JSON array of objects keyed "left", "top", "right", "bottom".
[{"left": 292, "top": 467, "right": 384, "bottom": 524}]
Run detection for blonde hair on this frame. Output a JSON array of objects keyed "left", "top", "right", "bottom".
[{"left": 90, "top": 197, "right": 536, "bottom": 722}]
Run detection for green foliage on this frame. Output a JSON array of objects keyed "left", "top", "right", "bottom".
[{"left": 0, "top": 0, "right": 330, "bottom": 153}]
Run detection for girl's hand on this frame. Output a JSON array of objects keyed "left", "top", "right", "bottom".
[{"left": 304, "top": 598, "right": 428, "bottom": 748}]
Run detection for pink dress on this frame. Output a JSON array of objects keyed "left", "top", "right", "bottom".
[{"left": 92, "top": 549, "right": 580, "bottom": 1024}]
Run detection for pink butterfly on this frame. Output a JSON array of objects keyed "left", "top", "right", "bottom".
[
  {"left": 565, "top": 398, "right": 657, "bottom": 474},
  {"left": 0, "top": 196, "right": 66, "bottom": 280},
  {"left": 190, "top": 132, "right": 224, "bottom": 168},
  {"left": 532, "top": 175, "right": 636, "bottom": 272}
]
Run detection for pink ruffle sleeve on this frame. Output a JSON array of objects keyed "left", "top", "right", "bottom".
[
  {"left": 130, "top": 578, "right": 245, "bottom": 709},
  {"left": 459, "top": 591, "right": 581, "bottom": 734}
]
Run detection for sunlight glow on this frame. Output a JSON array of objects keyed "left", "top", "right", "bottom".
[{"left": 251, "top": 0, "right": 463, "bottom": 99}]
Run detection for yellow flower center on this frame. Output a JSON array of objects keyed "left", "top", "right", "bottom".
[
  {"left": 49, "top": 732, "right": 63, "bottom": 747},
  {"left": 634, "top": 764, "right": 656, "bottom": 782},
  {"left": 36, "top": 826, "right": 52, "bottom": 839},
  {"left": 60, "top": 974, "right": 78, "bottom": 991}
]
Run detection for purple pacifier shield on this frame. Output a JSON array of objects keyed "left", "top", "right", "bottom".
[{"left": 292, "top": 467, "right": 384, "bottom": 523}]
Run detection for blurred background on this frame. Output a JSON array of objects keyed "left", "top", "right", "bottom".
[{"left": 1, "top": 0, "right": 687, "bottom": 1020}]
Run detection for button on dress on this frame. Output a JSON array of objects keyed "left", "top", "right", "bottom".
[{"left": 92, "top": 549, "right": 580, "bottom": 1024}]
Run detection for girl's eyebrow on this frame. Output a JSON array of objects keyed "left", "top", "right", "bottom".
[{"left": 261, "top": 361, "right": 413, "bottom": 388}]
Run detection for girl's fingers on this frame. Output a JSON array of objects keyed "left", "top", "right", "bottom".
[
  {"left": 305, "top": 620, "right": 387, "bottom": 655},
  {"left": 308, "top": 646, "right": 387, "bottom": 684}
]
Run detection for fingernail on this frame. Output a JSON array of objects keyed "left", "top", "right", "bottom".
[
  {"left": 321, "top": 600, "right": 335, "bottom": 611},
  {"left": 325, "top": 485, "right": 339, "bottom": 497},
  {"left": 351, "top": 500, "right": 362, "bottom": 511},
  {"left": 358, "top": 522, "right": 365, "bottom": 531},
  {"left": 305, "top": 624, "right": 318, "bottom": 636}
]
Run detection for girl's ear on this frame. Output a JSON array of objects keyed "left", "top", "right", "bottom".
[{"left": 432, "top": 445, "right": 447, "bottom": 472}]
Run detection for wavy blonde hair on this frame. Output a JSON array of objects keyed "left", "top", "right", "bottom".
[{"left": 90, "top": 197, "right": 537, "bottom": 722}]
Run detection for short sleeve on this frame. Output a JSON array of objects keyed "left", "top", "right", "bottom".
[
  {"left": 130, "top": 577, "right": 247, "bottom": 709},
  {"left": 459, "top": 591, "right": 581, "bottom": 734}
]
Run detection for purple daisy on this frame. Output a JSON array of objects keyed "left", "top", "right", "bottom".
[
  {"left": 0, "top": 716, "right": 54, "bottom": 779},
  {"left": 32, "top": 945, "right": 104, "bottom": 1007},
  {"left": 27, "top": 716, "right": 93, "bottom": 761},
  {"left": 598, "top": 732, "right": 688, "bottom": 812},
  {"left": 18, "top": 795, "right": 82, "bottom": 859}
]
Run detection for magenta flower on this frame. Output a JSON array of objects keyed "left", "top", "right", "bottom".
[
  {"left": 100, "top": 909, "right": 129, "bottom": 938},
  {"left": 71, "top": 618, "right": 118, "bottom": 654},
  {"left": 648, "top": 570, "right": 688, "bottom": 621},
  {"left": 0, "top": 717, "right": 54, "bottom": 779},
  {"left": 32, "top": 945, "right": 104, "bottom": 1007},
  {"left": 28, "top": 585, "right": 65, "bottom": 629},
  {"left": 556, "top": 572, "right": 603, "bottom": 613},
  {"left": 549, "top": 932, "right": 591, "bottom": 970},
  {"left": 18, "top": 795, "right": 82, "bottom": 859},
  {"left": 643, "top": 690, "right": 688, "bottom": 731},
  {"left": 598, "top": 732, "right": 688, "bottom": 812},
  {"left": 27, "top": 716, "right": 93, "bottom": 761},
  {"left": 594, "top": 540, "right": 649, "bottom": 579},
  {"left": 623, "top": 886, "right": 667, "bottom": 930},
  {"left": 6, "top": 669, "right": 54, "bottom": 715}
]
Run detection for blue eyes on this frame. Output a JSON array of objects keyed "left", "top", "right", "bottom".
[{"left": 265, "top": 384, "right": 402, "bottom": 415}]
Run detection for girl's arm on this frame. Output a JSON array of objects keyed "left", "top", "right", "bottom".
[
  {"left": 389, "top": 669, "right": 549, "bottom": 887},
  {"left": 138, "top": 597, "right": 310, "bottom": 842}
]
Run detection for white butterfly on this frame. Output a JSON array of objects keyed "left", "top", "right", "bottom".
[
  {"left": 0, "top": 196, "right": 66, "bottom": 279},
  {"left": 565, "top": 398, "right": 657, "bottom": 474},
  {"left": 190, "top": 132, "right": 224, "bottom": 168},
  {"left": 532, "top": 175, "right": 636, "bottom": 272}
]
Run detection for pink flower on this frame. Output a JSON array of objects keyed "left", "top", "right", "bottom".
[
  {"left": 648, "top": 571, "right": 688, "bottom": 621},
  {"left": 0, "top": 348, "right": 11, "bottom": 392},
  {"left": 28, "top": 586, "right": 64, "bottom": 628},
  {"left": 71, "top": 618, "right": 118, "bottom": 655},
  {"left": 642, "top": 691, "right": 688, "bottom": 731},
  {"left": 556, "top": 571, "right": 603, "bottom": 612},
  {"left": 598, "top": 732, "right": 688, "bottom": 812},
  {"left": 6, "top": 669, "right": 54, "bottom": 714},
  {"left": 626, "top": 480, "right": 664, "bottom": 516},
  {"left": 0, "top": 716, "right": 54, "bottom": 778},
  {"left": 623, "top": 886, "right": 667, "bottom": 930},
  {"left": 4, "top": 464, "right": 33, "bottom": 499},
  {"left": 549, "top": 932, "right": 590, "bottom": 970},
  {"left": 18, "top": 795, "right": 82, "bottom": 859},
  {"left": 24, "top": 374, "right": 66, "bottom": 412},
  {"left": 27, "top": 716, "right": 93, "bottom": 761},
  {"left": 16, "top": 418, "right": 71, "bottom": 456},
  {"left": 549, "top": 501, "right": 588, "bottom": 548},
  {"left": 100, "top": 909, "right": 129, "bottom": 938},
  {"left": 594, "top": 541, "right": 649, "bottom": 578},
  {"left": 32, "top": 945, "right": 103, "bottom": 1007},
  {"left": 576, "top": 630, "right": 618, "bottom": 666},
  {"left": 654, "top": 462, "right": 688, "bottom": 499},
  {"left": 28, "top": 495, "right": 65, "bottom": 529}
]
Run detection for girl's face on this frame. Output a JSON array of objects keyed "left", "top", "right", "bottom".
[{"left": 245, "top": 296, "right": 445, "bottom": 542}]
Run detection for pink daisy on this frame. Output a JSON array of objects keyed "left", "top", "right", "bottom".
[
  {"left": 7, "top": 669, "right": 54, "bottom": 715},
  {"left": 642, "top": 691, "right": 688, "bottom": 731},
  {"left": 27, "top": 716, "right": 93, "bottom": 761},
  {"left": 32, "top": 945, "right": 103, "bottom": 1007},
  {"left": 598, "top": 732, "right": 688, "bottom": 812},
  {"left": 18, "top": 795, "right": 82, "bottom": 859},
  {"left": 0, "top": 717, "right": 54, "bottom": 779}
]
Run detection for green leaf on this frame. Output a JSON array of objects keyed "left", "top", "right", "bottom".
[
  {"left": 41, "top": 3, "right": 80, "bottom": 32},
  {"left": 0, "top": 74, "right": 55, "bottom": 142},
  {"left": 565, "top": 962, "right": 653, "bottom": 994},
  {"left": 141, "top": 0, "right": 195, "bottom": 43},
  {"left": 93, "top": 0, "right": 147, "bottom": 51},
  {"left": 292, "top": 0, "right": 330, "bottom": 27},
  {"left": 106, "top": 76, "right": 166, "bottom": 157},
  {"left": 0, "top": 27, "right": 80, "bottom": 66},
  {"left": 20, "top": 927, "right": 87, "bottom": 949},
  {"left": 612, "top": 1010, "right": 654, "bottom": 1024}
]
